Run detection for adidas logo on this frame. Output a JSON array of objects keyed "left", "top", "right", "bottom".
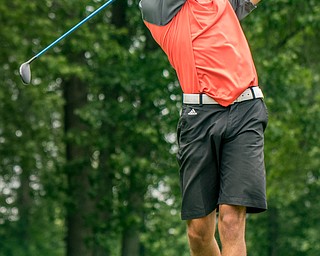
[{"left": 188, "top": 109, "right": 198, "bottom": 116}]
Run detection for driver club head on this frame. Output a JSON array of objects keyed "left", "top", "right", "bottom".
[{"left": 19, "top": 62, "right": 32, "bottom": 84}]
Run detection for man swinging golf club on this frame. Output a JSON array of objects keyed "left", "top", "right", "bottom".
[{"left": 140, "top": 0, "right": 267, "bottom": 255}]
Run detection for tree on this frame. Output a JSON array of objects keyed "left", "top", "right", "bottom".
[
  {"left": 1, "top": 0, "right": 320, "bottom": 255},
  {"left": 243, "top": 1, "right": 320, "bottom": 255}
]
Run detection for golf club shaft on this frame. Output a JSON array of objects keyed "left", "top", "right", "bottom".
[{"left": 30, "top": 0, "right": 115, "bottom": 63}]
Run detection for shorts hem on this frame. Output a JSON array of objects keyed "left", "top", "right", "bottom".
[
  {"left": 218, "top": 197, "right": 267, "bottom": 213},
  {"left": 181, "top": 206, "right": 217, "bottom": 220}
]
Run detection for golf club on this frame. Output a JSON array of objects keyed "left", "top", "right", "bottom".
[{"left": 19, "top": 0, "right": 116, "bottom": 84}]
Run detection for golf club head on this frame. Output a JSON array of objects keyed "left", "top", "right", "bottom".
[{"left": 19, "top": 62, "right": 31, "bottom": 84}]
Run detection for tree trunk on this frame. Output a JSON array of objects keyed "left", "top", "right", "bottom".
[
  {"left": 16, "top": 163, "right": 33, "bottom": 256},
  {"left": 267, "top": 207, "right": 279, "bottom": 256},
  {"left": 121, "top": 227, "right": 141, "bottom": 256},
  {"left": 111, "top": 0, "right": 127, "bottom": 27},
  {"left": 64, "top": 76, "right": 94, "bottom": 256},
  {"left": 121, "top": 189, "right": 144, "bottom": 256},
  {"left": 110, "top": 2, "right": 146, "bottom": 255},
  {"left": 91, "top": 148, "right": 114, "bottom": 256}
]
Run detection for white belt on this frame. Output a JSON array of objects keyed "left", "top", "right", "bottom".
[{"left": 183, "top": 87, "right": 264, "bottom": 105}]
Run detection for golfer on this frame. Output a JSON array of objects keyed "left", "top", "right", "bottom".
[{"left": 140, "top": 0, "right": 267, "bottom": 255}]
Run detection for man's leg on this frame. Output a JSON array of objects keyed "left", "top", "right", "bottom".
[
  {"left": 218, "top": 204, "right": 247, "bottom": 256},
  {"left": 187, "top": 210, "right": 221, "bottom": 256}
]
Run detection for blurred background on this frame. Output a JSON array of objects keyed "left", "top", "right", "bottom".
[{"left": 0, "top": 0, "right": 319, "bottom": 255}]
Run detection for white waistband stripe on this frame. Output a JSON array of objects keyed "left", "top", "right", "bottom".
[{"left": 183, "top": 87, "right": 264, "bottom": 105}]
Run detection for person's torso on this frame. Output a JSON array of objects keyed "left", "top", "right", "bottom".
[{"left": 144, "top": 0, "right": 258, "bottom": 106}]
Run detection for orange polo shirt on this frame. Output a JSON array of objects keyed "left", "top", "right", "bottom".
[{"left": 144, "top": 0, "right": 258, "bottom": 106}]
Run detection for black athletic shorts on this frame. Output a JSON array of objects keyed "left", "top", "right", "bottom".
[{"left": 176, "top": 98, "right": 268, "bottom": 220}]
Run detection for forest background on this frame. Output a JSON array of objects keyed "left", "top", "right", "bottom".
[{"left": 1, "top": 0, "right": 320, "bottom": 255}]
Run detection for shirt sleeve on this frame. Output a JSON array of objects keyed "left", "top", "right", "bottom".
[
  {"left": 228, "top": 0, "right": 257, "bottom": 20},
  {"left": 139, "top": 0, "right": 186, "bottom": 26},
  {"left": 139, "top": 0, "right": 257, "bottom": 25}
]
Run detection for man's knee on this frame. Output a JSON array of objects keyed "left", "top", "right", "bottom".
[
  {"left": 187, "top": 212, "right": 216, "bottom": 249},
  {"left": 218, "top": 205, "right": 246, "bottom": 240},
  {"left": 187, "top": 222, "right": 212, "bottom": 246}
]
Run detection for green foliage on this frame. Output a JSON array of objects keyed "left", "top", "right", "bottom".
[
  {"left": 243, "top": 1, "right": 320, "bottom": 255},
  {"left": 1, "top": 1, "right": 66, "bottom": 254},
  {"left": 1, "top": 0, "right": 320, "bottom": 255}
]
